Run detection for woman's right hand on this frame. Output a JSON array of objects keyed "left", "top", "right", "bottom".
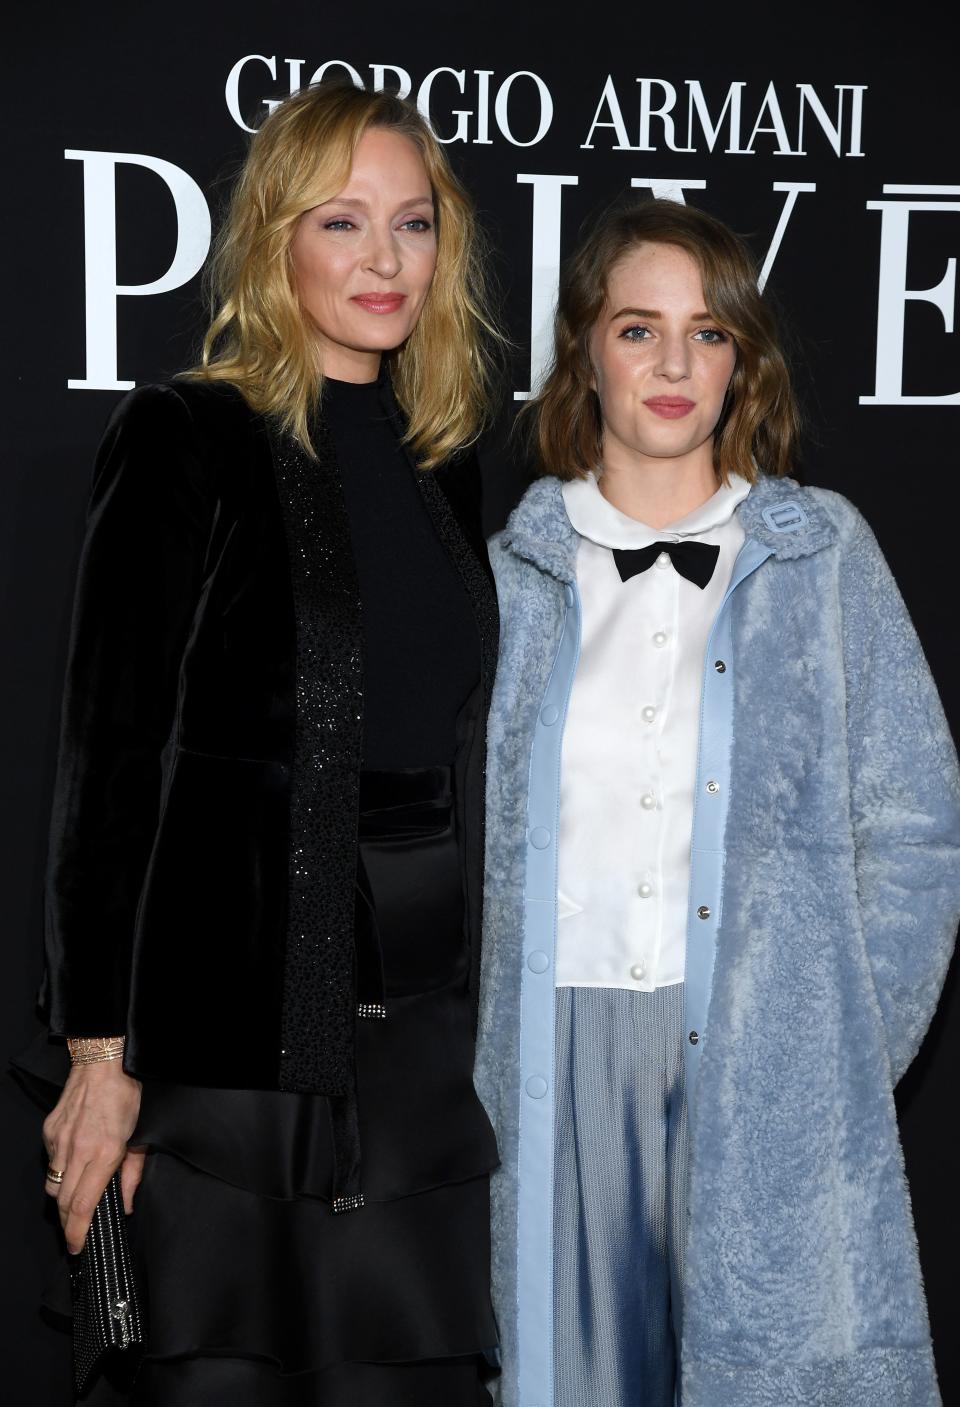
[{"left": 42, "top": 1061, "right": 144, "bottom": 1254}]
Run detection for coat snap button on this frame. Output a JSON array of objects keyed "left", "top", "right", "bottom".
[
  {"left": 540, "top": 704, "right": 560, "bottom": 726},
  {"left": 688, "top": 1031, "right": 700, "bottom": 1046},
  {"left": 697, "top": 905, "right": 711, "bottom": 920},
  {"left": 529, "top": 827, "right": 551, "bottom": 849},
  {"left": 714, "top": 660, "right": 726, "bottom": 673},
  {"left": 527, "top": 950, "right": 550, "bottom": 974},
  {"left": 706, "top": 780, "right": 720, "bottom": 795},
  {"left": 525, "top": 1076, "right": 548, "bottom": 1098}
]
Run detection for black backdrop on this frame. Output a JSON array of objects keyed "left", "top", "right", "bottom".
[{"left": 4, "top": 4, "right": 959, "bottom": 1402}]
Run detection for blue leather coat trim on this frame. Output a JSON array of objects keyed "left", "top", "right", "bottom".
[
  {"left": 683, "top": 538, "right": 773, "bottom": 1109},
  {"left": 517, "top": 585, "right": 581, "bottom": 1407}
]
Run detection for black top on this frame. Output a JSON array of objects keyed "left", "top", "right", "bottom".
[{"left": 323, "top": 375, "right": 480, "bottom": 770}]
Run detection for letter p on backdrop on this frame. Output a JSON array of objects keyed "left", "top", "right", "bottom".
[{"left": 66, "top": 150, "right": 211, "bottom": 391}]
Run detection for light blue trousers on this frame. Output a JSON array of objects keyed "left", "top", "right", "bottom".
[{"left": 554, "top": 983, "right": 688, "bottom": 1407}]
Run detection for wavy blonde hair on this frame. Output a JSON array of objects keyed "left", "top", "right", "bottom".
[
  {"left": 521, "top": 198, "right": 800, "bottom": 484},
  {"left": 189, "top": 81, "right": 499, "bottom": 467}
]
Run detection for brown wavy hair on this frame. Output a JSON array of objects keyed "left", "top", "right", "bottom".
[
  {"left": 521, "top": 199, "right": 799, "bottom": 483},
  {"left": 188, "top": 81, "right": 500, "bottom": 467}
]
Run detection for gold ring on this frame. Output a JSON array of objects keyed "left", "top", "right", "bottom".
[{"left": 45, "top": 1167, "right": 65, "bottom": 1184}]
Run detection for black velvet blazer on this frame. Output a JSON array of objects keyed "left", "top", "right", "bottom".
[{"left": 40, "top": 379, "right": 499, "bottom": 1095}]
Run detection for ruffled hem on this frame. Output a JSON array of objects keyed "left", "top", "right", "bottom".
[
  {"left": 127, "top": 1149, "right": 496, "bottom": 1374},
  {"left": 40, "top": 1142, "right": 497, "bottom": 1384}
]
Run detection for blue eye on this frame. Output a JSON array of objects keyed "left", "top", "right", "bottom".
[
  {"left": 324, "top": 219, "right": 355, "bottom": 232},
  {"left": 695, "top": 327, "right": 729, "bottom": 344},
  {"left": 620, "top": 325, "right": 652, "bottom": 341},
  {"left": 400, "top": 218, "right": 433, "bottom": 233}
]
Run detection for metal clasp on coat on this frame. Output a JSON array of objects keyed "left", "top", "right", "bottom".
[{"left": 761, "top": 501, "right": 807, "bottom": 533}]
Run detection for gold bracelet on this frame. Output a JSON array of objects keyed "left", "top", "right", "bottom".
[{"left": 66, "top": 1035, "right": 126, "bottom": 1066}]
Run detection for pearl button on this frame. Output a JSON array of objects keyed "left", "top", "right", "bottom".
[
  {"left": 714, "top": 659, "right": 726, "bottom": 673},
  {"left": 525, "top": 1075, "right": 548, "bottom": 1099},
  {"left": 638, "top": 881, "right": 653, "bottom": 898},
  {"left": 652, "top": 631, "right": 668, "bottom": 648},
  {"left": 527, "top": 950, "right": 550, "bottom": 974},
  {"left": 640, "top": 793, "right": 656, "bottom": 811},
  {"left": 697, "top": 904, "right": 711, "bottom": 920},
  {"left": 529, "top": 827, "right": 551, "bottom": 849},
  {"left": 540, "top": 704, "right": 559, "bottom": 726},
  {"left": 641, "top": 705, "right": 657, "bottom": 723},
  {"left": 706, "top": 780, "right": 720, "bottom": 795},
  {"left": 655, "top": 551, "right": 671, "bottom": 569},
  {"left": 630, "top": 962, "right": 646, "bottom": 981}
]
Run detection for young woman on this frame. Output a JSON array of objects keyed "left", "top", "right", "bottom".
[
  {"left": 476, "top": 199, "right": 959, "bottom": 1407},
  {"left": 29, "top": 80, "right": 501, "bottom": 1405}
]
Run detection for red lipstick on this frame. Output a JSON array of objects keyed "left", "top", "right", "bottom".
[
  {"left": 351, "top": 293, "right": 407, "bottom": 314},
  {"left": 643, "top": 397, "right": 696, "bottom": 419}
]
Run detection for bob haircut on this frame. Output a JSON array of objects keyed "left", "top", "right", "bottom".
[
  {"left": 522, "top": 199, "right": 800, "bottom": 483},
  {"left": 190, "top": 80, "right": 499, "bottom": 468}
]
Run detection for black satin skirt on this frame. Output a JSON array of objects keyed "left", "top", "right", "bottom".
[{"left": 72, "top": 765, "right": 499, "bottom": 1404}]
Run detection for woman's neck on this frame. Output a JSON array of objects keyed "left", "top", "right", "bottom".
[
  {"left": 317, "top": 344, "right": 382, "bottom": 384},
  {"left": 597, "top": 443, "right": 720, "bottom": 529}
]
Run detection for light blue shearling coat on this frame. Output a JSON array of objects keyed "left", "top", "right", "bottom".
[{"left": 475, "top": 472, "right": 960, "bottom": 1407}]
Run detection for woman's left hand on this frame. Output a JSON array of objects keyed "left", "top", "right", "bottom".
[{"left": 42, "top": 1060, "right": 144, "bottom": 1253}]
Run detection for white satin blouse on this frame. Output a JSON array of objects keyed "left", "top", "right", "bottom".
[{"left": 556, "top": 471, "right": 751, "bottom": 990}]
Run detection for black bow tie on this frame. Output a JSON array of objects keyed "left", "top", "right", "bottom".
[{"left": 613, "top": 540, "right": 720, "bottom": 590}]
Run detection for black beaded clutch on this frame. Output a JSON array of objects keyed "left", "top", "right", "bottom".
[{"left": 69, "top": 1171, "right": 144, "bottom": 1394}]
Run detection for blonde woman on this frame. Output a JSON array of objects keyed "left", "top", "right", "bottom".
[{"left": 34, "top": 81, "right": 500, "bottom": 1405}]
